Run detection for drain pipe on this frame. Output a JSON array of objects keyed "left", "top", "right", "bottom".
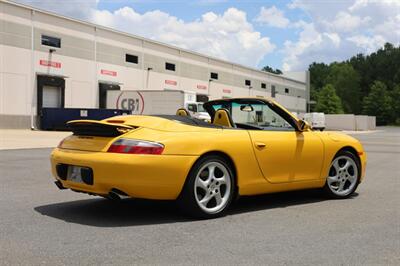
[{"left": 30, "top": 10, "right": 35, "bottom": 130}]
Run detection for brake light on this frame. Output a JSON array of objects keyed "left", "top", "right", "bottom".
[{"left": 107, "top": 138, "right": 164, "bottom": 155}]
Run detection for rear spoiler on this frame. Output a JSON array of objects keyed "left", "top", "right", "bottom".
[{"left": 67, "top": 120, "right": 134, "bottom": 137}]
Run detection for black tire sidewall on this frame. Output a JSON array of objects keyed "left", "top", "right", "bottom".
[{"left": 178, "top": 155, "right": 235, "bottom": 219}]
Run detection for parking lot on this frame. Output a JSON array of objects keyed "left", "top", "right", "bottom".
[{"left": 1, "top": 127, "right": 399, "bottom": 265}]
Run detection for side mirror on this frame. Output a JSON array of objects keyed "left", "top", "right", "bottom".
[{"left": 299, "top": 120, "right": 311, "bottom": 131}]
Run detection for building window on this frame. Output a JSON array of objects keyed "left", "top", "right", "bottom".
[
  {"left": 245, "top": 80, "right": 251, "bottom": 86},
  {"left": 285, "top": 88, "right": 289, "bottom": 94},
  {"left": 165, "top": 62, "right": 175, "bottom": 71},
  {"left": 125, "top": 54, "right": 138, "bottom": 64},
  {"left": 271, "top": 85, "right": 276, "bottom": 98},
  {"left": 41, "top": 35, "right": 61, "bottom": 48},
  {"left": 210, "top": 72, "right": 218, "bottom": 80},
  {"left": 261, "top": 83, "right": 266, "bottom": 89}
]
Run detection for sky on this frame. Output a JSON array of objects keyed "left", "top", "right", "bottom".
[{"left": 14, "top": 0, "right": 400, "bottom": 71}]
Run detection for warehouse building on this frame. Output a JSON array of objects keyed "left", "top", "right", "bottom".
[{"left": 0, "top": 0, "right": 309, "bottom": 129}]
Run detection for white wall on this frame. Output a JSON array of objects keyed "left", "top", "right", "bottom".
[
  {"left": 0, "top": 0, "right": 309, "bottom": 129},
  {"left": 0, "top": 45, "right": 32, "bottom": 115},
  {"left": 325, "top": 114, "right": 376, "bottom": 131},
  {"left": 325, "top": 114, "right": 356, "bottom": 131}
]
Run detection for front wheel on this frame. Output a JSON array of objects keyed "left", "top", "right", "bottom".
[
  {"left": 178, "top": 156, "right": 235, "bottom": 219},
  {"left": 323, "top": 151, "right": 360, "bottom": 198}
]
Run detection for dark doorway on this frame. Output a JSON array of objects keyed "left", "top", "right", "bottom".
[
  {"left": 99, "top": 83, "right": 120, "bottom": 109},
  {"left": 37, "top": 75, "right": 65, "bottom": 113},
  {"left": 196, "top": 94, "right": 209, "bottom": 103}
]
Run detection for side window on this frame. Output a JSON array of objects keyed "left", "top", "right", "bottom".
[
  {"left": 41, "top": 35, "right": 61, "bottom": 48},
  {"left": 229, "top": 102, "right": 294, "bottom": 131},
  {"left": 187, "top": 104, "right": 197, "bottom": 112},
  {"left": 253, "top": 104, "right": 294, "bottom": 130}
]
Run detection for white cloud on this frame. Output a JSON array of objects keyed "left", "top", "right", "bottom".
[
  {"left": 327, "top": 11, "right": 371, "bottom": 32},
  {"left": 347, "top": 34, "right": 386, "bottom": 53},
  {"left": 283, "top": 0, "right": 400, "bottom": 70},
  {"left": 15, "top": 0, "right": 275, "bottom": 67},
  {"left": 349, "top": 0, "right": 400, "bottom": 12},
  {"left": 91, "top": 7, "right": 275, "bottom": 67},
  {"left": 255, "top": 6, "right": 290, "bottom": 28}
]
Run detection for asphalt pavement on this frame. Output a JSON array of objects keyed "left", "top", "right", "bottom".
[{"left": 0, "top": 127, "right": 399, "bottom": 265}]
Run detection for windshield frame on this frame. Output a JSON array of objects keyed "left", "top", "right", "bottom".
[{"left": 203, "top": 98, "right": 301, "bottom": 131}]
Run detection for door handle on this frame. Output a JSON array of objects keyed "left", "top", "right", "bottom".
[{"left": 255, "top": 142, "right": 266, "bottom": 149}]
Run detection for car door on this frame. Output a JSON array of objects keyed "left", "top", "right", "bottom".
[{"left": 248, "top": 106, "right": 324, "bottom": 183}]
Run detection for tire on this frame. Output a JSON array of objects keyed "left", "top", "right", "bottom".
[
  {"left": 178, "top": 155, "right": 235, "bottom": 219},
  {"left": 323, "top": 150, "right": 361, "bottom": 199}
]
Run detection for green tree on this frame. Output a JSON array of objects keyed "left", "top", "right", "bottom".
[
  {"left": 309, "top": 62, "right": 330, "bottom": 92},
  {"left": 362, "top": 81, "right": 392, "bottom": 125},
  {"left": 315, "top": 84, "right": 344, "bottom": 114},
  {"left": 349, "top": 43, "right": 400, "bottom": 99},
  {"left": 308, "top": 62, "right": 330, "bottom": 111},
  {"left": 261, "top": 65, "right": 283, "bottom": 75},
  {"left": 389, "top": 84, "right": 400, "bottom": 124},
  {"left": 325, "top": 63, "right": 361, "bottom": 114}
]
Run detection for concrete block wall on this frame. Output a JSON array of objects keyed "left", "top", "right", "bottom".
[
  {"left": 325, "top": 114, "right": 376, "bottom": 131},
  {"left": 368, "top": 116, "right": 376, "bottom": 130},
  {"left": 325, "top": 114, "right": 356, "bottom": 131},
  {"left": 356, "top": 115, "right": 369, "bottom": 131}
]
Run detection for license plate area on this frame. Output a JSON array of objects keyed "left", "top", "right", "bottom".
[{"left": 67, "top": 165, "right": 93, "bottom": 185}]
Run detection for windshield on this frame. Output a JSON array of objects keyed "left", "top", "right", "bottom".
[
  {"left": 197, "top": 103, "right": 205, "bottom": 112},
  {"left": 208, "top": 101, "right": 294, "bottom": 130}
]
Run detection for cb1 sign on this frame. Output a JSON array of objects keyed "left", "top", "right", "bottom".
[{"left": 115, "top": 91, "right": 145, "bottom": 114}]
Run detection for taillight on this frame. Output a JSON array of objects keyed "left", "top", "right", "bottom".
[{"left": 107, "top": 138, "right": 164, "bottom": 155}]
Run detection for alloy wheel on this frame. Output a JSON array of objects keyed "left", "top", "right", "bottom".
[
  {"left": 194, "top": 161, "right": 232, "bottom": 214},
  {"left": 327, "top": 155, "right": 358, "bottom": 197}
]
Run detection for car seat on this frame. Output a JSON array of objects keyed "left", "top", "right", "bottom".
[{"left": 213, "top": 108, "right": 235, "bottom": 128}]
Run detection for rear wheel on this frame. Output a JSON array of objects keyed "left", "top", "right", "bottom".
[
  {"left": 179, "top": 155, "right": 235, "bottom": 219},
  {"left": 323, "top": 151, "right": 360, "bottom": 198}
]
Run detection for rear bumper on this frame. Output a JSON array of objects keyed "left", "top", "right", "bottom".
[{"left": 50, "top": 148, "right": 198, "bottom": 200}]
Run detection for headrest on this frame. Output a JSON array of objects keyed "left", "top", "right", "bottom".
[{"left": 213, "top": 108, "right": 235, "bottom": 128}]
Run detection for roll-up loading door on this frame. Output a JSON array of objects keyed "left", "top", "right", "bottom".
[
  {"left": 37, "top": 75, "right": 65, "bottom": 111},
  {"left": 99, "top": 83, "right": 120, "bottom": 109},
  {"left": 37, "top": 75, "right": 65, "bottom": 129}
]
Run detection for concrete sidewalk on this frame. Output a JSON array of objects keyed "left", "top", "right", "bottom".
[{"left": 0, "top": 129, "right": 71, "bottom": 150}]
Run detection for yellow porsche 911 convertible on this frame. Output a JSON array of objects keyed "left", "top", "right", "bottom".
[{"left": 51, "top": 97, "right": 366, "bottom": 218}]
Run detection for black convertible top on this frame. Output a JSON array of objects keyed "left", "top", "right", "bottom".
[{"left": 154, "top": 115, "right": 223, "bottom": 129}]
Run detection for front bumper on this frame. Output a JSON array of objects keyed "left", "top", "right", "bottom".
[
  {"left": 50, "top": 148, "right": 198, "bottom": 200},
  {"left": 359, "top": 151, "right": 367, "bottom": 182}
]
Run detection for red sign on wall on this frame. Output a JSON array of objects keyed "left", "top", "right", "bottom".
[
  {"left": 197, "top": 85, "right": 207, "bottom": 90},
  {"left": 223, "top": 88, "right": 232, "bottom": 94},
  {"left": 165, "top": 80, "right": 177, "bottom": 86},
  {"left": 101, "top": 69, "right": 117, "bottom": 76},
  {"left": 39, "top": 60, "right": 61, "bottom": 68}
]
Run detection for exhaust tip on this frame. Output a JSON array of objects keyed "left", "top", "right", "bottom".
[{"left": 108, "top": 188, "right": 130, "bottom": 201}]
